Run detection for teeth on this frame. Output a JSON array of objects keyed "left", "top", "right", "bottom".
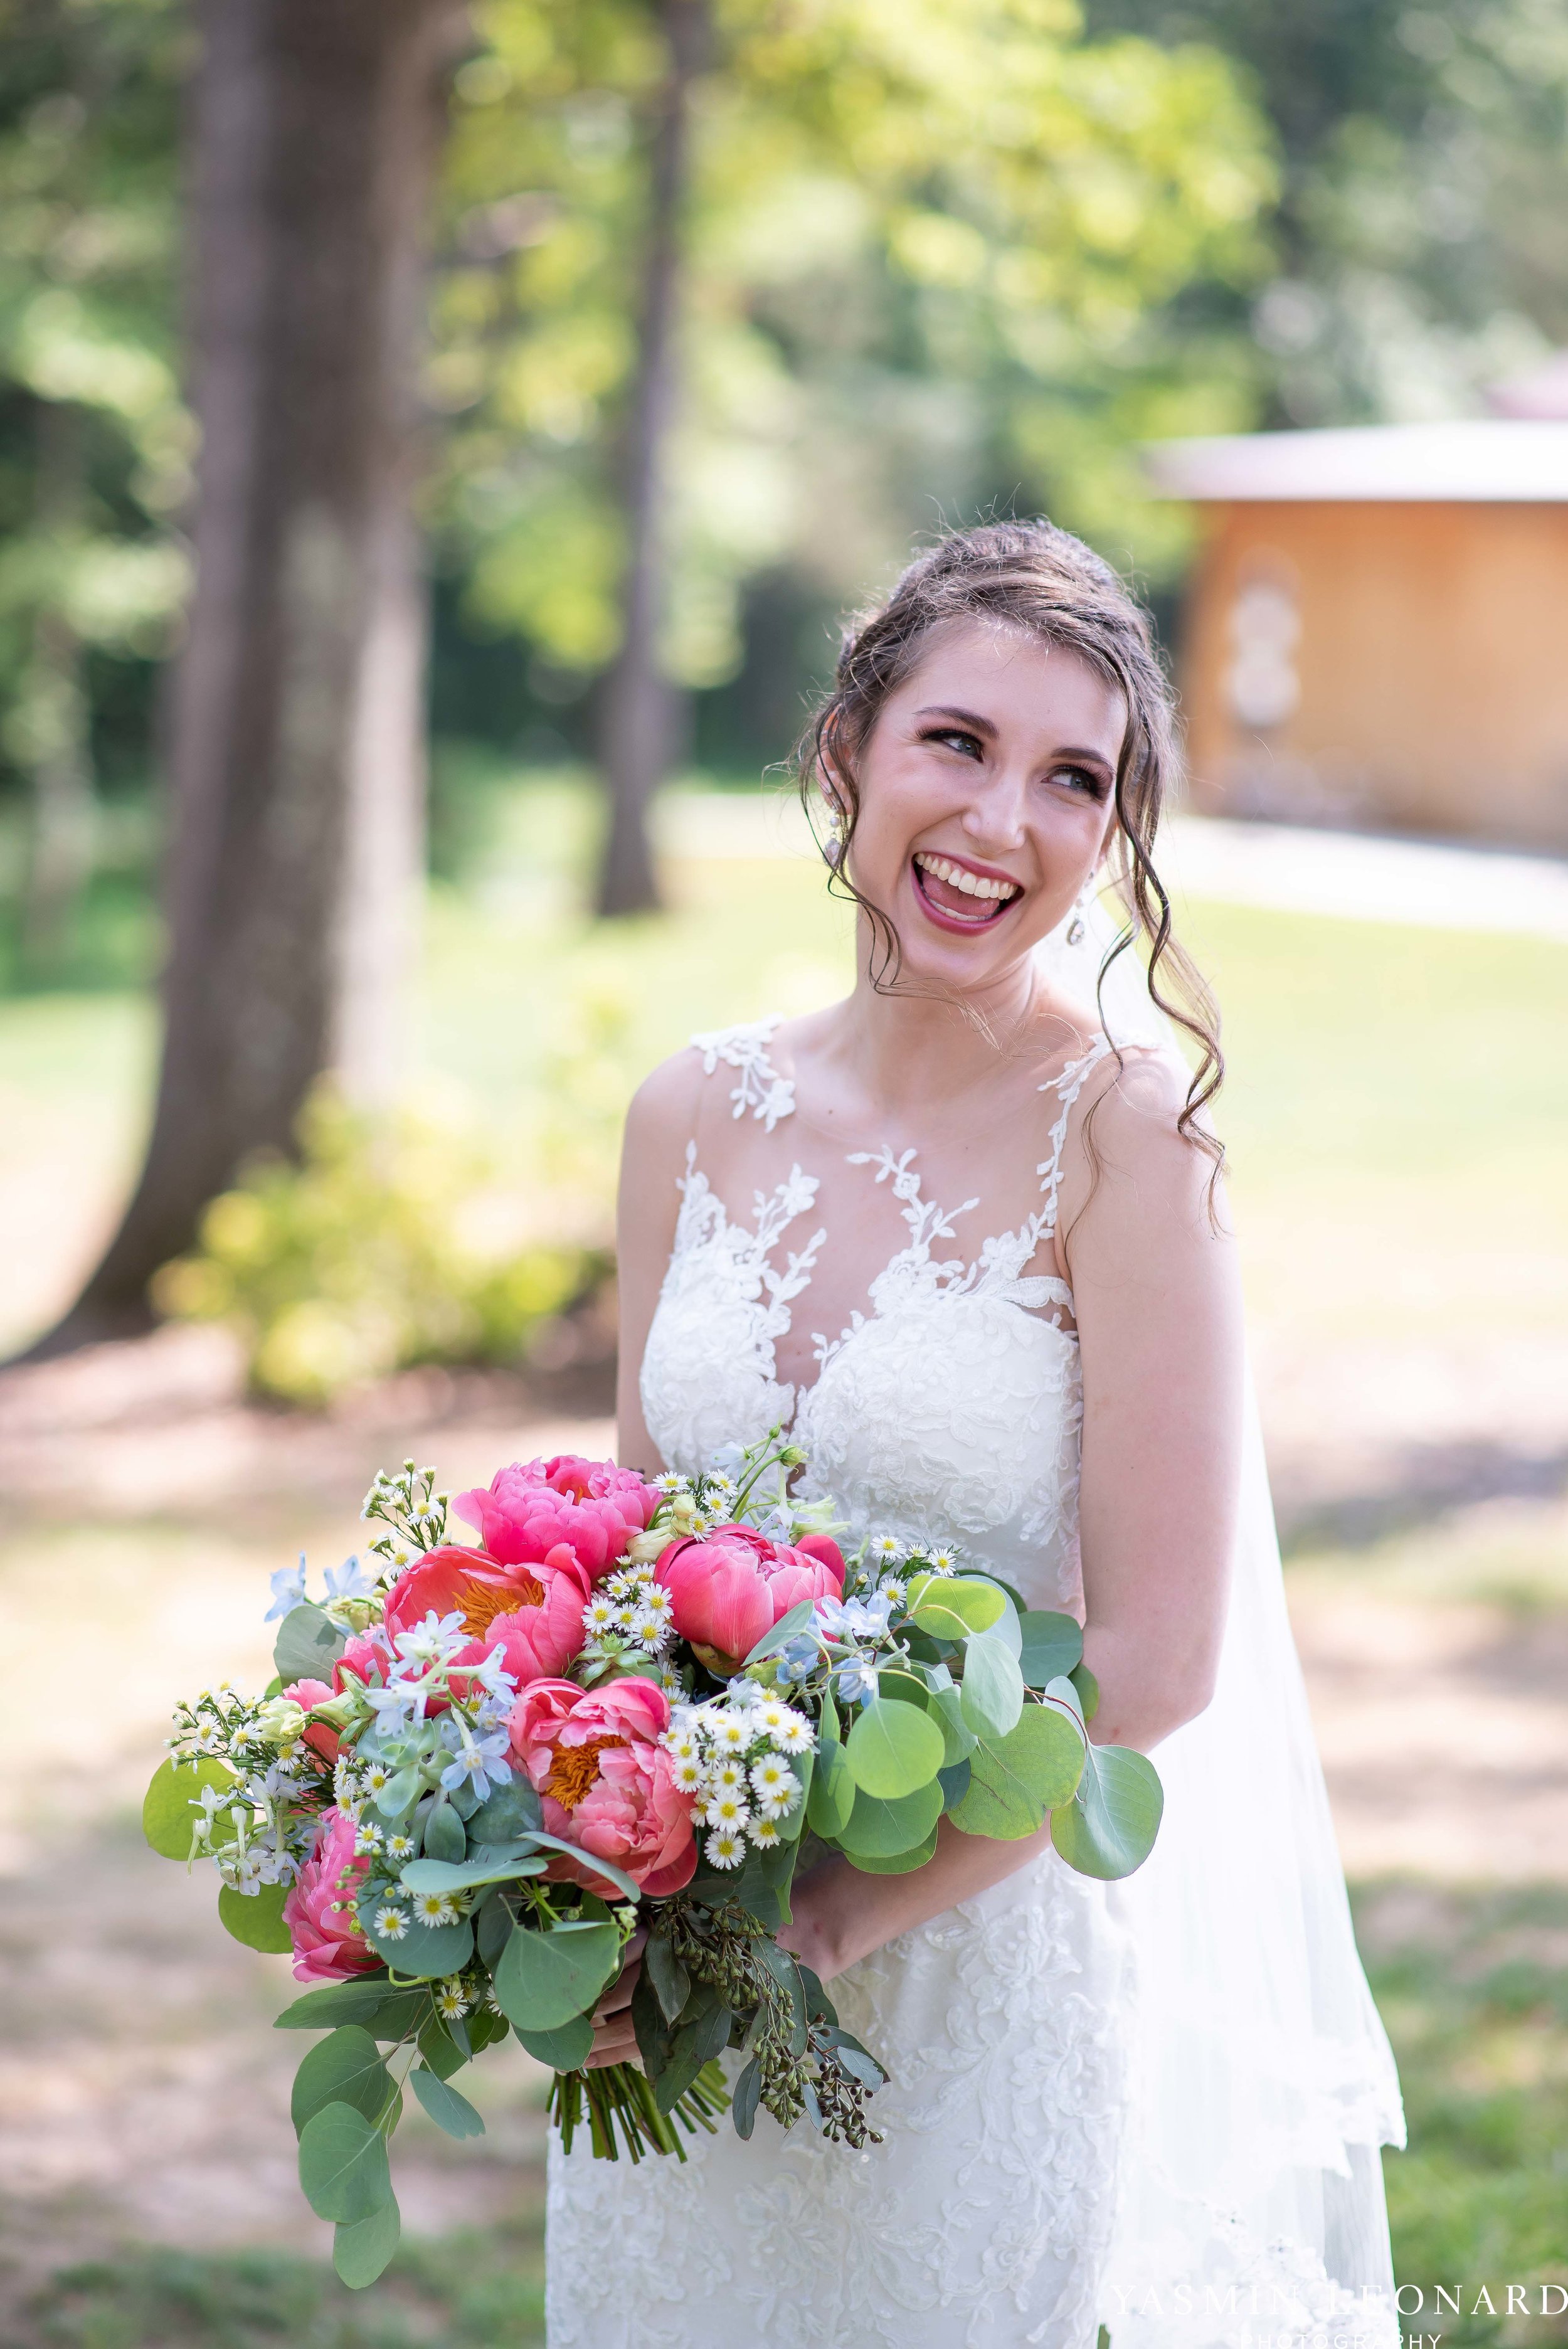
[{"left": 914, "top": 853, "right": 1021, "bottom": 903}]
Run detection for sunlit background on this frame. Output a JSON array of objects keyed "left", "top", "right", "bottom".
[{"left": 1, "top": 3, "right": 1566, "bottom": 2343}]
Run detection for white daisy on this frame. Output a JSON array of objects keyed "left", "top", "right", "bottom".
[
  {"left": 703, "top": 1791, "right": 751, "bottom": 1831},
  {"left": 870, "top": 1532, "right": 903, "bottom": 1561},
  {"left": 436, "top": 1979, "right": 470, "bottom": 2019},
  {"left": 374, "top": 1904, "right": 409, "bottom": 1940},
  {"left": 414, "top": 1890, "right": 460, "bottom": 1926},
  {"left": 384, "top": 1833, "right": 415, "bottom": 1860},
  {"left": 584, "top": 1596, "right": 618, "bottom": 1633},
  {"left": 706, "top": 1827, "right": 746, "bottom": 1868},
  {"left": 713, "top": 1715, "right": 750, "bottom": 1753},
  {"left": 746, "top": 1815, "right": 783, "bottom": 1847},
  {"left": 707, "top": 1758, "right": 747, "bottom": 1795},
  {"left": 750, "top": 1758, "right": 799, "bottom": 1810},
  {"left": 670, "top": 1757, "right": 704, "bottom": 1793},
  {"left": 926, "top": 1547, "right": 960, "bottom": 1576},
  {"left": 770, "top": 1712, "right": 814, "bottom": 1755},
  {"left": 630, "top": 1609, "right": 669, "bottom": 1648}
]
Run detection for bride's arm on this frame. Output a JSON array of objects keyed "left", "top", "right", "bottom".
[
  {"left": 777, "top": 1051, "right": 1244, "bottom": 1983},
  {"left": 613, "top": 1053, "right": 704, "bottom": 1475}
]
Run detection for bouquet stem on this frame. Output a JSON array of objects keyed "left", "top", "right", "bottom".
[{"left": 551, "top": 2060, "right": 730, "bottom": 2163}]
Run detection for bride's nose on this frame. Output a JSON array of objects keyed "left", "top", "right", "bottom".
[{"left": 957, "top": 763, "right": 1029, "bottom": 853}]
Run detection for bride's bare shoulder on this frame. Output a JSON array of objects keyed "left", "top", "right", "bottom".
[{"left": 623, "top": 1042, "right": 709, "bottom": 1162}]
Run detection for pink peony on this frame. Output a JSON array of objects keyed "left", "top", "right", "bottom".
[
  {"left": 654, "top": 1522, "right": 844, "bottom": 1668},
  {"left": 282, "top": 1677, "right": 340, "bottom": 1765},
  {"left": 282, "top": 1808, "right": 378, "bottom": 1984},
  {"left": 453, "top": 1456, "right": 662, "bottom": 1586},
  {"left": 381, "top": 1544, "right": 588, "bottom": 1688},
  {"left": 509, "top": 1676, "right": 697, "bottom": 1899}
]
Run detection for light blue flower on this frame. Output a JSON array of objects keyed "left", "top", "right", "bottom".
[
  {"left": 263, "top": 1556, "right": 308, "bottom": 1623},
  {"left": 324, "top": 1554, "right": 375, "bottom": 1602},
  {"left": 834, "top": 1659, "right": 880, "bottom": 1708},
  {"left": 437, "top": 1713, "right": 513, "bottom": 1801}
]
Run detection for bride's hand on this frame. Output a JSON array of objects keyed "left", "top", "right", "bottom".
[{"left": 584, "top": 1928, "right": 647, "bottom": 2069}]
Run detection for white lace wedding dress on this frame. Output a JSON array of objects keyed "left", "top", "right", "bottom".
[{"left": 545, "top": 1014, "right": 1404, "bottom": 2349}]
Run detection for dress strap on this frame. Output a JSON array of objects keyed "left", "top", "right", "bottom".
[
  {"left": 689, "top": 1015, "right": 795, "bottom": 1132},
  {"left": 1036, "top": 1037, "right": 1116, "bottom": 1234}
]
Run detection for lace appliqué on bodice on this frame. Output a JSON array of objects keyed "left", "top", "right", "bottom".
[{"left": 639, "top": 1021, "right": 1109, "bottom": 1609}]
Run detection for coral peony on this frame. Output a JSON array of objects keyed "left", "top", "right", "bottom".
[
  {"left": 654, "top": 1523, "right": 843, "bottom": 1667},
  {"left": 381, "top": 1544, "right": 588, "bottom": 1687},
  {"left": 282, "top": 1808, "right": 378, "bottom": 1984},
  {"left": 509, "top": 1676, "right": 696, "bottom": 1899},
  {"left": 453, "top": 1456, "right": 661, "bottom": 1586}
]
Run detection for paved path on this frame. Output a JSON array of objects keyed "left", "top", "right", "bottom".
[{"left": 657, "top": 788, "right": 1568, "bottom": 941}]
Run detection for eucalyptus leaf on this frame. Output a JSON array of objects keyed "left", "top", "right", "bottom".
[
  {"left": 655, "top": 1997, "right": 735, "bottom": 2116},
  {"left": 142, "top": 1757, "right": 237, "bottom": 1862},
  {"left": 290, "top": 2028, "right": 389, "bottom": 2136},
  {"left": 374, "top": 1768, "right": 421, "bottom": 1819},
  {"left": 1051, "top": 1743, "right": 1164, "bottom": 1880},
  {"left": 416, "top": 2017, "right": 468, "bottom": 2081},
  {"left": 645, "top": 1935, "right": 691, "bottom": 2026},
  {"left": 492, "top": 1918, "right": 621, "bottom": 2034},
  {"left": 358, "top": 1893, "right": 473, "bottom": 1980},
  {"left": 400, "top": 1848, "right": 546, "bottom": 1897},
  {"left": 950, "top": 1704, "right": 1086, "bottom": 1840},
  {"left": 273, "top": 1601, "right": 345, "bottom": 1685},
  {"left": 515, "top": 2012, "right": 596, "bottom": 2068},
  {"left": 218, "top": 1879, "right": 293, "bottom": 1953},
  {"left": 926, "top": 1682, "right": 978, "bottom": 1765},
  {"left": 847, "top": 1826, "right": 938, "bottom": 1874},
  {"left": 987, "top": 1599, "right": 1023, "bottom": 1660},
  {"left": 805, "top": 1735, "right": 855, "bottom": 1837},
  {"left": 845, "top": 1695, "right": 945, "bottom": 1800},
  {"left": 906, "top": 1573, "right": 1007, "bottom": 1639},
  {"left": 297, "top": 2101, "right": 392, "bottom": 2225},
  {"left": 1069, "top": 1661, "right": 1100, "bottom": 1724},
  {"left": 274, "top": 1979, "right": 425, "bottom": 2037},
  {"left": 467, "top": 1779, "right": 544, "bottom": 1842},
  {"left": 936, "top": 1757, "right": 972, "bottom": 1806},
  {"left": 334, "top": 2197, "right": 400, "bottom": 2289},
  {"left": 731, "top": 2055, "right": 763, "bottom": 2140},
  {"left": 515, "top": 1831, "right": 641, "bottom": 1904},
  {"left": 839, "top": 1776, "right": 943, "bottom": 1859},
  {"left": 960, "top": 1631, "right": 1025, "bottom": 1741},
  {"left": 421, "top": 1801, "right": 466, "bottom": 1864},
  {"left": 1017, "top": 1609, "right": 1084, "bottom": 1689},
  {"left": 410, "top": 2065, "right": 485, "bottom": 2140},
  {"left": 742, "top": 1598, "right": 818, "bottom": 1666}
]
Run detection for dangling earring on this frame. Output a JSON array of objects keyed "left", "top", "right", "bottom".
[
  {"left": 822, "top": 798, "right": 844, "bottom": 867},
  {"left": 1066, "top": 875, "right": 1095, "bottom": 946}
]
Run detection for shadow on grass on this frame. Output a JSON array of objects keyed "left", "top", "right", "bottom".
[{"left": 25, "top": 2224, "right": 544, "bottom": 2349}]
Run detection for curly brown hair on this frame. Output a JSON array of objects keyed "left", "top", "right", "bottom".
[{"left": 795, "top": 516, "right": 1222, "bottom": 1165}]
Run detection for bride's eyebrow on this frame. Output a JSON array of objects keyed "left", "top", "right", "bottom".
[{"left": 913, "top": 704, "right": 997, "bottom": 736}]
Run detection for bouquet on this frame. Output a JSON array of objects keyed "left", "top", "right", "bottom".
[{"left": 144, "top": 1433, "right": 1162, "bottom": 2287}]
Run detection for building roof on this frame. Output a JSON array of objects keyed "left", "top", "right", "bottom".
[{"left": 1143, "top": 418, "right": 1568, "bottom": 504}]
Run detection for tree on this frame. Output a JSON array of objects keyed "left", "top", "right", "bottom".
[
  {"left": 29, "top": 0, "right": 462, "bottom": 1357},
  {"left": 433, "top": 0, "right": 1275, "bottom": 905}
]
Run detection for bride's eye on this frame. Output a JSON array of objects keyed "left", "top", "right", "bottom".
[
  {"left": 1049, "top": 764, "right": 1108, "bottom": 801},
  {"left": 920, "top": 726, "right": 984, "bottom": 761}
]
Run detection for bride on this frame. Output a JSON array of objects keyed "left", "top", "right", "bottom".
[{"left": 546, "top": 519, "right": 1404, "bottom": 2348}]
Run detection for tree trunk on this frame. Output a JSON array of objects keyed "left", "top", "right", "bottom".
[
  {"left": 19, "top": 402, "right": 95, "bottom": 976},
  {"left": 26, "top": 0, "right": 458, "bottom": 1358},
  {"left": 595, "top": 0, "right": 710, "bottom": 918}
]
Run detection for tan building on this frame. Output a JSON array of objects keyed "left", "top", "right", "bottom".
[{"left": 1145, "top": 415, "right": 1568, "bottom": 851}]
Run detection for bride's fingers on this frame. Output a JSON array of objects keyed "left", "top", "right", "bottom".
[
  {"left": 584, "top": 2011, "right": 642, "bottom": 2069},
  {"left": 592, "top": 1932, "right": 647, "bottom": 2023}
]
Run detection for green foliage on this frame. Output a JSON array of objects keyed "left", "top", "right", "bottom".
[
  {"left": 843, "top": 1692, "right": 945, "bottom": 1798},
  {"left": 492, "top": 1917, "right": 622, "bottom": 2032},
  {"left": 140, "top": 1755, "right": 234, "bottom": 1861},
  {"left": 216, "top": 1880, "right": 293, "bottom": 1955},
  {"left": 290, "top": 2030, "right": 393, "bottom": 2136},
  {"left": 433, "top": 0, "right": 1276, "bottom": 716},
  {"left": 296, "top": 2102, "right": 394, "bottom": 2226},
  {"left": 151, "top": 1088, "right": 607, "bottom": 1406}
]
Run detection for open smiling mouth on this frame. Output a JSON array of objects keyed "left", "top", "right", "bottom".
[{"left": 911, "top": 852, "right": 1024, "bottom": 929}]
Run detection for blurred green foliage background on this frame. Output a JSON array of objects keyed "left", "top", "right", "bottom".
[{"left": 2, "top": 0, "right": 1565, "bottom": 987}]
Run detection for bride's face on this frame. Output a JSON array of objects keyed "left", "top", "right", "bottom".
[{"left": 838, "top": 618, "right": 1125, "bottom": 994}]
